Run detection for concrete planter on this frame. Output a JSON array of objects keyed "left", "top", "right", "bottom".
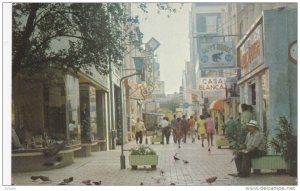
[
  {"left": 216, "top": 137, "right": 230, "bottom": 148},
  {"left": 128, "top": 154, "right": 158, "bottom": 169},
  {"left": 251, "top": 155, "right": 288, "bottom": 173}
]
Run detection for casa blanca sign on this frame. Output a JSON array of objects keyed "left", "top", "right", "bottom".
[{"left": 198, "top": 77, "right": 226, "bottom": 98}]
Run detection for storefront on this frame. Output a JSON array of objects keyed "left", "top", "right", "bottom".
[
  {"left": 12, "top": 68, "right": 110, "bottom": 171},
  {"left": 237, "top": 9, "right": 297, "bottom": 143}
]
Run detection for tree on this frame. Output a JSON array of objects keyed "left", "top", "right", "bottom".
[
  {"left": 161, "top": 97, "right": 180, "bottom": 113},
  {"left": 12, "top": 3, "right": 181, "bottom": 79},
  {"left": 12, "top": 3, "right": 138, "bottom": 79}
]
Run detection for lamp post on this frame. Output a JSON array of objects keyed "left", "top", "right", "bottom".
[{"left": 120, "top": 72, "right": 141, "bottom": 169}]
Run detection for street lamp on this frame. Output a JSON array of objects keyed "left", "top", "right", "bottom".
[{"left": 120, "top": 72, "right": 141, "bottom": 169}]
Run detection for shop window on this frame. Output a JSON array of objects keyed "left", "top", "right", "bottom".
[
  {"left": 44, "top": 84, "right": 66, "bottom": 141},
  {"left": 79, "top": 84, "right": 97, "bottom": 143},
  {"left": 250, "top": 83, "right": 256, "bottom": 105},
  {"left": 65, "top": 75, "right": 80, "bottom": 145}
]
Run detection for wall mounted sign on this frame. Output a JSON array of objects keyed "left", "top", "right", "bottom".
[
  {"left": 238, "top": 23, "right": 264, "bottom": 76},
  {"left": 199, "top": 42, "right": 234, "bottom": 69},
  {"left": 198, "top": 77, "right": 226, "bottom": 98},
  {"left": 288, "top": 40, "right": 297, "bottom": 64}
]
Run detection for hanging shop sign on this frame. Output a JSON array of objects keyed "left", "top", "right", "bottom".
[
  {"left": 238, "top": 23, "right": 264, "bottom": 76},
  {"left": 198, "top": 77, "right": 226, "bottom": 98},
  {"left": 199, "top": 42, "right": 234, "bottom": 69}
]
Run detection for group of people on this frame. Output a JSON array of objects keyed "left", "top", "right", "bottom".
[
  {"left": 160, "top": 114, "right": 216, "bottom": 148},
  {"left": 133, "top": 104, "right": 266, "bottom": 178}
]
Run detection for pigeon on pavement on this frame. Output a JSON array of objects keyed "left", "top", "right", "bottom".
[
  {"left": 93, "top": 181, "right": 102, "bottom": 185},
  {"left": 30, "top": 176, "right": 40, "bottom": 181},
  {"left": 160, "top": 170, "right": 164, "bottom": 176},
  {"left": 206, "top": 176, "right": 217, "bottom": 184},
  {"left": 81, "top": 180, "right": 92, "bottom": 185},
  {"left": 39, "top": 176, "right": 51, "bottom": 182}
]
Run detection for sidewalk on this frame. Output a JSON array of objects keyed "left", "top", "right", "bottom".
[{"left": 11, "top": 135, "right": 297, "bottom": 186}]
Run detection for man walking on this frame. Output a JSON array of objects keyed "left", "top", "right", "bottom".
[
  {"left": 135, "top": 118, "right": 145, "bottom": 144},
  {"left": 159, "top": 117, "right": 169, "bottom": 144},
  {"left": 188, "top": 116, "right": 196, "bottom": 143},
  {"left": 181, "top": 115, "right": 189, "bottom": 143}
]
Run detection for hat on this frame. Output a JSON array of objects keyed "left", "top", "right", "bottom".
[{"left": 246, "top": 120, "right": 258, "bottom": 128}]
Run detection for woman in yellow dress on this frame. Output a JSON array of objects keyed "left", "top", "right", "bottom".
[{"left": 197, "top": 115, "right": 206, "bottom": 147}]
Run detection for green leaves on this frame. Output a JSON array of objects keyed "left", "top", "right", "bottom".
[
  {"left": 12, "top": 3, "right": 178, "bottom": 79},
  {"left": 269, "top": 116, "right": 297, "bottom": 164},
  {"left": 12, "top": 3, "right": 135, "bottom": 78},
  {"left": 130, "top": 145, "right": 156, "bottom": 155}
]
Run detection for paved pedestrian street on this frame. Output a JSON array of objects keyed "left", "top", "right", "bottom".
[{"left": 12, "top": 136, "right": 297, "bottom": 187}]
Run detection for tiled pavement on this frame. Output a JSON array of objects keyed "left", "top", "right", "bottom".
[{"left": 11, "top": 135, "right": 297, "bottom": 186}]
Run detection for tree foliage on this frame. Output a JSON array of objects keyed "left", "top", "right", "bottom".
[
  {"left": 161, "top": 97, "right": 180, "bottom": 113},
  {"left": 12, "top": 3, "right": 181, "bottom": 79},
  {"left": 269, "top": 117, "right": 297, "bottom": 164},
  {"left": 12, "top": 3, "right": 138, "bottom": 78}
]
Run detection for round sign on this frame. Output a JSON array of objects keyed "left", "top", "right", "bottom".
[{"left": 288, "top": 40, "right": 297, "bottom": 64}]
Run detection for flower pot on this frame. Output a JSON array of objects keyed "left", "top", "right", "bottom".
[{"left": 128, "top": 154, "right": 158, "bottom": 169}]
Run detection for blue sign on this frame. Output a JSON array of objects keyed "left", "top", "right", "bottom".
[{"left": 183, "top": 102, "right": 189, "bottom": 108}]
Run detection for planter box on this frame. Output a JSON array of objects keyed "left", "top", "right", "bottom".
[
  {"left": 216, "top": 137, "right": 230, "bottom": 148},
  {"left": 251, "top": 155, "right": 288, "bottom": 171},
  {"left": 128, "top": 154, "right": 158, "bottom": 169}
]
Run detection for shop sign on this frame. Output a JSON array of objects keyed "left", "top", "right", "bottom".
[
  {"left": 199, "top": 77, "right": 226, "bottom": 98},
  {"left": 199, "top": 42, "right": 234, "bottom": 69},
  {"left": 239, "top": 23, "right": 263, "bottom": 76},
  {"left": 199, "top": 77, "right": 226, "bottom": 91}
]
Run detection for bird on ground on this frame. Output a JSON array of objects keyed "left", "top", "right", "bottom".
[
  {"left": 39, "top": 176, "right": 51, "bottom": 182},
  {"left": 81, "top": 180, "right": 92, "bottom": 185},
  {"left": 173, "top": 155, "right": 180, "bottom": 161},
  {"left": 160, "top": 169, "right": 164, "bottom": 176},
  {"left": 63, "top": 177, "right": 73, "bottom": 184},
  {"left": 183, "top": 160, "right": 189, "bottom": 164},
  {"left": 206, "top": 176, "right": 217, "bottom": 184},
  {"left": 30, "top": 176, "right": 40, "bottom": 181},
  {"left": 93, "top": 181, "right": 102, "bottom": 185}
]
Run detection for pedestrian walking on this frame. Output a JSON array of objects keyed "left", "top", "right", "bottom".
[
  {"left": 225, "top": 116, "right": 236, "bottom": 139},
  {"left": 197, "top": 115, "right": 206, "bottom": 147},
  {"left": 174, "top": 118, "right": 183, "bottom": 148},
  {"left": 240, "top": 104, "right": 254, "bottom": 143},
  {"left": 181, "top": 115, "right": 189, "bottom": 143},
  {"left": 214, "top": 117, "right": 219, "bottom": 135},
  {"left": 135, "top": 118, "right": 145, "bottom": 144},
  {"left": 188, "top": 116, "right": 196, "bottom": 143},
  {"left": 171, "top": 115, "right": 177, "bottom": 143},
  {"left": 159, "top": 117, "right": 169, "bottom": 144},
  {"left": 164, "top": 117, "right": 171, "bottom": 144},
  {"left": 205, "top": 114, "right": 215, "bottom": 146},
  {"left": 68, "top": 120, "right": 76, "bottom": 141}
]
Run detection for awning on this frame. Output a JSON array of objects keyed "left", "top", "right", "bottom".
[{"left": 209, "top": 99, "right": 224, "bottom": 111}]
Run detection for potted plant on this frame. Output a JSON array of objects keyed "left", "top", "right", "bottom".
[
  {"left": 269, "top": 117, "right": 297, "bottom": 176},
  {"left": 128, "top": 145, "right": 158, "bottom": 169}
]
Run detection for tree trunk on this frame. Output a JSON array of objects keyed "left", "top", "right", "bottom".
[{"left": 12, "top": 3, "right": 40, "bottom": 79}]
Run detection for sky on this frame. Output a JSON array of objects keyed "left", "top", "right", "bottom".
[{"left": 132, "top": 3, "right": 192, "bottom": 95}]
